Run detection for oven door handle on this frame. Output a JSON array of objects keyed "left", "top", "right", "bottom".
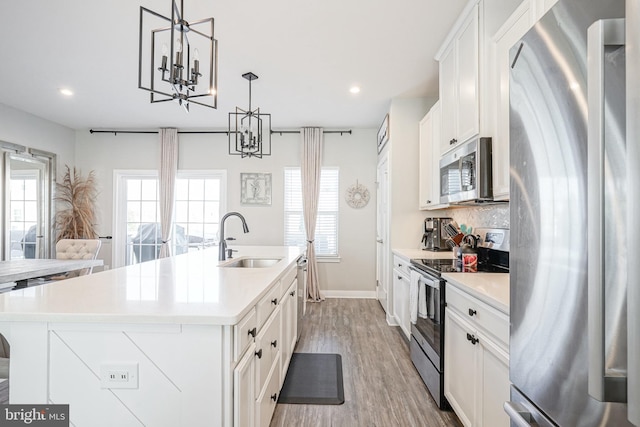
[{"left": 409, "top": 266, "right": 439, "bottom": 289}]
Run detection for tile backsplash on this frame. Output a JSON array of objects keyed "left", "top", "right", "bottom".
[{"left": 426, "top": 203, "right": 510, "bottom": 230}]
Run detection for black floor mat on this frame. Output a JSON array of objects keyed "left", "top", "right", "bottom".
[{"left": 278, "top": 353, "right": 345, "bottom": 405}]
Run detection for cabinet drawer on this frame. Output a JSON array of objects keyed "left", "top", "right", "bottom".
[
  {"left": 280, "top": 266, "right": 297, "bottom": 299},
  {"left": 446, "top": 284, "right": 509, "bottom": 347},
  {"left": 234, "top": 308, "right": 257, "bottom": 362},
  {"left": 255, "top": 306, "right": 281, "bottom": 397},
  {"left": 256, "top": 353, "right": 281, "bottom": 427},
  {"left": 256, "top": 283, "right": 282, "bottom": 330},
  {"left": 393, "top": 255, "right": 411, "bottom": 277}
]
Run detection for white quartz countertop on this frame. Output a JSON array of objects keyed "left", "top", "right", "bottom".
[
  {"left": 0, "top": 246, "right": 303, "bottom": 325},
  {"left": 442, "top": 272, "right": 509, "bottom": 314},
  {"left": 392, "top": 248, "right": 455, "bottom": 261}
]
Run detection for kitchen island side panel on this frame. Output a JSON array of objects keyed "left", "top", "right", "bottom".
[{"left": 5, "top": 321, "right": 225, "bottom": 427}]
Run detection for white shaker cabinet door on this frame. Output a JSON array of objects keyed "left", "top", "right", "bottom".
[
  {"left": 439, "top": 45, "right": 457, "bottom": 155},
  {"left": 445, "top": 308, "right": 477, "bottom": 427},
  {"left": 478, "top": 331, "right": 510, "bottom": 427},
  {"left": 234, "top": 342, "right": 256, "bottom": 427},
  {"left": 492, "top": 0, "right": 534, "bottom": 200},
  {"left": 419, "top": 109, "right": 434, "bottom": 209},
  {"left": 455, "top": 5, "right": 480, "bottom": 145}
]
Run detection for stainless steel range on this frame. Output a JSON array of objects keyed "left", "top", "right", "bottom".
[{"left": 408, "top": 228, "right": 509, "bottom": 410}]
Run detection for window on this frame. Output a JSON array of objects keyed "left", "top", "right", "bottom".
[
  {"left": 284, "top": 167, "right": 339, "bottom": 257},
  {"left": 115, "top": 170, "right": 226, "bottom": 267},
  {"left": 8, "top": 171, "right": 39, "bottom": 259}
]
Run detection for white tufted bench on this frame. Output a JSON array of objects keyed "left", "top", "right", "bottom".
[{"left": 55, "top": 239, "right": 102, "bottom": 277}]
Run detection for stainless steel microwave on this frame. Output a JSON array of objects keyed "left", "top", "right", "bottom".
[{"left": 439, "top": 137, "right": 493, "bottom": 204}]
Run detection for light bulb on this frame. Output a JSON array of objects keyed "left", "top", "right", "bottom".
[
  {"left": 193, "top": 48, "right": 199, "bottom": 60},
  {"left": 175, "top": 38, "right": 182, "bottom": 52},
  {"left": 162, "top": 43, "right": 168, "bottom": 56}
]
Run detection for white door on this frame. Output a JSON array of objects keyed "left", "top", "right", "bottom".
[
  {"left": 376, "top": 153, "right": 390, "bottom": 312},
  {"left": 4, "top": 153, "right": 52, "bottom": 260}
]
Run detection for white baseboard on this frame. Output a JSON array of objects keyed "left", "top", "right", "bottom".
[{"left": 322, "top": 290, "right": 377, "bottom": 299}]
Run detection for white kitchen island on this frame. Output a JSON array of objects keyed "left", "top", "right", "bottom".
[{"left": 0, "top": 245, "right": 303, "bottom": 427}]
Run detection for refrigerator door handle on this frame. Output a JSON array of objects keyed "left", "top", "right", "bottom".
[
  {"left": 587, "top": 17, "right": 627, "bottom": 404},
  {"left": 504, "top": 402, "right": 534, "bottom": 427},
  {"left": 627, "top": 0, "right": 640, "bottom": 424}
]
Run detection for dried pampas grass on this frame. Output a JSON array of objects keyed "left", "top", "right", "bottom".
[{"left": 55, "top": 165, "right": 98, "bottom": 241}]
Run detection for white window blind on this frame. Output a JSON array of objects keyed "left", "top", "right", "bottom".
[{"left": 284, "top": 167, "right": 339, "bottom": 257}]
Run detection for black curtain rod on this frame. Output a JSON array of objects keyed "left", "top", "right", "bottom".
[{"left": 89, "top": 129, "right": 352, "bottom": 136}]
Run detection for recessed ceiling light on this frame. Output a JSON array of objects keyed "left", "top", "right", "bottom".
[
  {"left": 59, "top": 88, "right": 74, "bottom": 97},
  {"left": 349, "top": 86, "right": 361, "bottom": 94}
]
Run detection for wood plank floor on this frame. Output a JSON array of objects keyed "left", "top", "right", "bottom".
[{"left": 270, "top": 299, "right": 461, "bottom": 427}]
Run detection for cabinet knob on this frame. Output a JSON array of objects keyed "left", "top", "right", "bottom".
[
  {"left": 450, "top": 138, "right": 457, "bottom": 145},
  {"left": 468, "top": 308, "right": 477, "bottom": 317},
  {"left": 271, "top": 393, "right": 278, "bottom": 402},
  {"left": 248, "top": 327, "right": 257, "bottom": 338},
  {"left": 271, "top": 298, "right": 278, "bottom": 305},
  {"left": 271, "top": 339, "right": 278, "bottom": 348},
  {"left": 398, "top": 275, "right": 402, "bottom": 280},
  {"left": 426, "top": 200, "right": 431, "bottom": 204},
  {"left": 290, "top": 290, "right": 296, "bottom": 297},
  {"left": 255, "top": 349, "right": 263, "bottom": 359},
  {"left": 466, "top": 333, "right": 479, "bottom": 345}
]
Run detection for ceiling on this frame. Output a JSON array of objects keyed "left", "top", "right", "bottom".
[{"left": 0, "top": 0, "right": 466, "bottom": 131}]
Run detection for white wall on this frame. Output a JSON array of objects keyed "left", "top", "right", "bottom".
[
  {"left": 0, "top": 103, "right": 75, "bottom": 173},
  {"left": 388, "top": 97, "right": 436, "bottom": 249},
  {"left": 74, "top": 129, "right": 378, "bottom": 296}
]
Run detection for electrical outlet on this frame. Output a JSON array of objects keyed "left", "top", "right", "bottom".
[{"left": 100, "top": 363, "right": 138, "bottom": 389}]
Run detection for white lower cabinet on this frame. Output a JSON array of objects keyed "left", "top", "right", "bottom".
[
  {"left": 392, "top": 255, "right": 411, "bottom": 339},
  {"left": 255, "top": 306, "right": 281, "bottom": 398},
  {"left": 445, "top": 309, "right": 477, "bottom": 427},
  {"left": 280, "top": 280, "right": 298, "bottom": 383},
  {"left": 478, "top": 331, "right": 510, "bottom": 427},
  {"left": 256, "top": 353, "right": 281, "bottom": 427},
  {"left": 234, "top": 342, "right": 256, "bottom": 427},
  {"left": 444, "top": 283, "right": 510, "bottom": 427},
  {"left": 232, "top": 265, "right": 298, "bottom": 427}
]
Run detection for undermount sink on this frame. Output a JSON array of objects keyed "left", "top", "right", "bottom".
[{"left": 221, "top": 257, "right": 283, "bottom": 268}]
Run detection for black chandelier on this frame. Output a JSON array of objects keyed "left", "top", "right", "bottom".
[
  {"left": 228, "top": 72, "right": 272, "bottom": 158},
  {"left": 138, "top": 0, "right": 218, "bottom": 111}
]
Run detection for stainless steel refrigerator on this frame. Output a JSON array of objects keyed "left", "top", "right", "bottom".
[{"left": 507, "top": 0, "right": 639, "bottom": 425}]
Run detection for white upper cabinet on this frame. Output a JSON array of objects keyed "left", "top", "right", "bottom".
[
  {"left": 532, "top": 0, "right": 558, "bottom": 19},
  {"left": 490, "top": 0, "right": 534, "bottom": 200},
  {"left": 456, "top": 9, "right": 480, "bottom": 145},
  {"left": 419, "top": 102, "right": 448, "bottom": 210},
  {"left": 437, "top": 4, "right": 480, "bottom": 154},
  {"left": 436, "top": 0, "right": 525, "bottom": 197},
  {"left": 439, "top": 46, "right": 458, "bottom": 155}
]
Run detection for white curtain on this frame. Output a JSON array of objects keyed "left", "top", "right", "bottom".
[
  {"left": 158, "top": 128, "right": 178, "bottom": 259},
  {"left": 301, "top": 127, "right": 324, "bottom": 302}
]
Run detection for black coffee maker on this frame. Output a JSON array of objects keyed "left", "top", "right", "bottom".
[{"left": 421, "top": 217, "right": 453, "bottom": 251}]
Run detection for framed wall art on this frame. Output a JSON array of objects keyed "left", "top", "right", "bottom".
[
  {"left": 377, "top": 114, "right": 389, "bottom": 153},
  {"left": 241, "top": 173, "right": 272, "bottom": 205}
]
